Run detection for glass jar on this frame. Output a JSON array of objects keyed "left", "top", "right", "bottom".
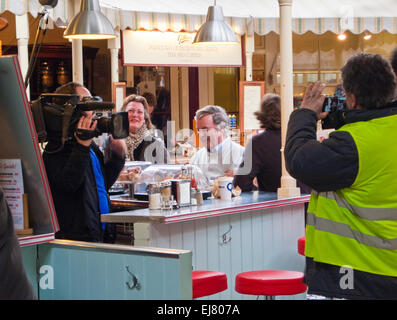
[
  {"left": 160, "top": 181, "right": 173, "bottom": 210},
  {"left": 148, "top": 183, "right": 161, "bottom": 210},
  {"left": 160, "top": 181, "right": 172, "bottom": 198}
]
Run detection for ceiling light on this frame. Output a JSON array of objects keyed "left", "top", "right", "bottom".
[
  {"left": 363, "top": 33, "right": 372, "bottom": 40},
  {"left": 193, "top": 3, "right": 238, "bottom": 44},
  {"left": 337, "top": 33, "right": 347, "bottom": 41},
  {"left": 64, "top": 0, "right": 116, "bottom": 40}
]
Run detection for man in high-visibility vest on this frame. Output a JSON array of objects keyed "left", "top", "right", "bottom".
[{"left": 285, "top": 53, "right": 397, "bottom": 300}]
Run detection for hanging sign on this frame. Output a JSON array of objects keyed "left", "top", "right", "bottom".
[{"left": 122, "top": 30, "right": 243, "bottom": 67}]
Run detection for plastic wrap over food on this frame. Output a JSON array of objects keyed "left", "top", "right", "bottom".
[
  {"left": 137, "top": 164, "right": 211, "bottom": 191},
  {"left": 118, "top": 161, "right": 152, "bottom": 182}
]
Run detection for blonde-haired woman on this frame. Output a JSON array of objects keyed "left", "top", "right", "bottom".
[{"left": 121, "top": 94, "right": 169, "bottom": 163}]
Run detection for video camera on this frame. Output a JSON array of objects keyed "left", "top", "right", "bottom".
[{"left": 30, "top": 93, "right": 129, "bottom": 153}]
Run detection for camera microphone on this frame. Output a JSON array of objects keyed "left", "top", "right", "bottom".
[{"left": 76, "top": 101, "right": 115, "bottom": 112}]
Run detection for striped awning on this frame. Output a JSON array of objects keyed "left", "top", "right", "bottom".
[{"left": 1, "top": 0, "right": 397, "bottom": 35}]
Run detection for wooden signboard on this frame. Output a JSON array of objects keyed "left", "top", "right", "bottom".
[
  {"left": 239, "top": 81, "right": 265, "bottom": 144},
  {"left": 112, "top": 82, "right": 126, "bottom": 111}
]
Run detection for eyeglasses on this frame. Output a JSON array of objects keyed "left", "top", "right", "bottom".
[{"left": 197, "top": 127, "right": 221, "bottom": 135}]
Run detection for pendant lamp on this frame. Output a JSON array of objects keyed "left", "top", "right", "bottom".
[
  {"left": 64, "top": 0, "right": 116, "bottom": 40},
  {"left": 193, "top": 2, "right": 238, "bottom": 44}
]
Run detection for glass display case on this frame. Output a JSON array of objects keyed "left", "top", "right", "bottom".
[{"left": 110, "top": 163, "right": 211, "bottom": 208}]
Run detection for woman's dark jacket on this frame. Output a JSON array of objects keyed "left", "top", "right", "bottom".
[
  {"left": 234, "top": 129, "right": 311, "bottom": 194},
  {"left": 132, "top": 135, "right": 170, "bottom": 163},
  {"left": 284, "top": 106, "right": 397, "bottom": 300},
  {"left": 43, "top": 140, "right": 125, "bottom": 242}
]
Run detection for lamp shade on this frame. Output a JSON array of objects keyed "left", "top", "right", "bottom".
[
  {"left": 64, "top": 0, "right": 116, "bottom": 40},
  {"left": 193, "top": 5, "right": 238, "bottom": 44}
]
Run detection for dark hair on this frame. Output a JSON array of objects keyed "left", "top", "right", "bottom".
[
  {"left": 254, "top": 94, "right": 281, "bottom": 130},
  {"left": 142, "top": 92, "right": 156, "bottom": 107},
  {"left": 156, "top": 88, "right": 170, "bottom": 112},
  {"left": 341, "top": 53, "right": 396, "bottom": 109},
  {"left": 391, "top": 47, "right": 397, "bottom": 75},
  {"left": 55, "top": 82, "right": 83, "bottom": 94}
]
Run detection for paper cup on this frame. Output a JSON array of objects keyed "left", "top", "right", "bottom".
[{"left": 218, "top": 177, "right": 233, "bottom": 200}]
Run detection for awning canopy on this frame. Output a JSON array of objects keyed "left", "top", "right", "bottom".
[{"left": 2, "top": 0, "right": 397, "bottom": 35}]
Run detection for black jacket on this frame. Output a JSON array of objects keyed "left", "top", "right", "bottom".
[
  {"left": 43, "top": 140, "right": 125, "bottom": 242},
  {"left": 0, "top": 187, "right": 36, "bottom": 299},
  {"left": 132, "top": 135, "right": 170, "bottom": 164},
  {"left": 285, "top": 106, "right": 397, "bottom": 300},
  {"left": 234, "top": 129, "right": 311, "bottom": 193}
]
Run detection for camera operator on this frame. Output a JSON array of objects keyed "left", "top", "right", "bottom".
[
  {"left": 43, "top": 82, "right": 127, "bottom": 243},
  {"left": 285, "top": 53, "right": 397, "bottom": 299}
]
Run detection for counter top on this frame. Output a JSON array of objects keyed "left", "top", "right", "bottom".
[
  {"left": 102, "top": 191, "right": 311, "bottom": 224},
  {"left": 47, "top": 239, "right": 190, "bottom": 258}
]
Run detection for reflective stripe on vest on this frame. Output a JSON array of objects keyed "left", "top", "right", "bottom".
[{"left": 306, "top": 115, "right": 397, "bottom": 277}]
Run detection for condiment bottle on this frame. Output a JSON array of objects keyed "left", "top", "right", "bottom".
[{"left": 191, "top": 188, "right": 197, "bottom": 205}]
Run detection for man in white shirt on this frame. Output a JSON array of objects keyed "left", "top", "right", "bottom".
[{"left": 190, "top": 105, "right": 244, "bottom": 183}]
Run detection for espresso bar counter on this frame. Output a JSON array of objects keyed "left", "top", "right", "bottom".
[
  {"left": 103, "top": 191, "right": 310, "bottom": 224},
  {"left": 102, "top": 191, "right": 310, "bottom": 300}
]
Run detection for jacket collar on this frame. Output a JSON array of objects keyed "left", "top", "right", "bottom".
[{"left": 324, "top": 100, "right": 397, "bottom": 129}]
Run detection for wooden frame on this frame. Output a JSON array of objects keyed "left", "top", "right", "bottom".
[
  {"left": 112, "top": 82, "right": 126, "bottom": 111},
  {"left": 239, "top": 81, "right": 265, "bottom": 137}
]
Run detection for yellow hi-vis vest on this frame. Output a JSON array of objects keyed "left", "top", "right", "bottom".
[{"left": 306, "top": 114, "right": 397, "bottom": 277}]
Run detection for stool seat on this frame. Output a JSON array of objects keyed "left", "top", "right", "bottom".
[
  {"left": 298, "top": 236, "right": 306, "bottom": 256},
  {"left": 192, "top": 270, "right": 228, "bottom": 298},
  {"left": 235, "top": 270, "right": 307, "bottom": 296}
]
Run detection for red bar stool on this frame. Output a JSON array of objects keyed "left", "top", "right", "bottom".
[
  {"left": 235, "top": 270, "right": 307, "bottom": 300},
  {"left": 298, "top": 236, "right": 306, "bottom": 256},
  {"left": 192, "top": 270, "right": 228, "bottom": 299}
]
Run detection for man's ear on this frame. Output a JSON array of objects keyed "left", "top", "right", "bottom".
[{"left": 347, "top": 93, "right": 358, "bottom": 109}]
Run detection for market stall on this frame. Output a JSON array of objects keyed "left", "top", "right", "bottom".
[
  {"left": 103, "top": 190, "right": 310, "bottom": 300},
  {"left": 2, "top": 0, "right": 397, "bottom": 301},
  {"left": 100, "top": 161, "right": 310, "bottom": 300}
]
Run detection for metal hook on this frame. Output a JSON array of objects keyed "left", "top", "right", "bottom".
[
  {"left": 221, "top": 225, "right": 232, "bottom": 245},
  {"left": 125, "top": 266, "right": 141, "bottom": 290}
]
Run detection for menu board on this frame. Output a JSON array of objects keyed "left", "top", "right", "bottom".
[
  {"left": 0, "top": 159, "right": 24, "bottom": 229},
  {"left": 243, "top": 85, "right": 262, "bottom": 130},
  {"left": 239, "top": 81, "right": 266, "bottom": 134}
]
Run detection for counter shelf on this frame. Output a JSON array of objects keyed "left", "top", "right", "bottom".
[{"left": 103, "top": 191, "right": 311, "bottom": 224}]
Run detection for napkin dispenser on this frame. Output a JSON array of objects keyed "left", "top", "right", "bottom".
[{"left": 170, "top": 179, "right": 191, "bottom": 207}]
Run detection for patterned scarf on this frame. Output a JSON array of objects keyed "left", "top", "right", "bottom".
[{"left": 125, "top": 123, "right": 150, "bottom": 160}]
